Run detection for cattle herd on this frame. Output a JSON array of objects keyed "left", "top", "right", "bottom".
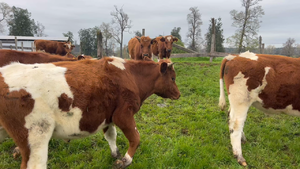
[{"left": 0, "top": 36, "right": 299, "bottom": 168}]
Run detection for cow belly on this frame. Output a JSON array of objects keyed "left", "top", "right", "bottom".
[
  {"left": 52, "top": 107, "right": 107, "bottom": 139},
  {"left": 252, "top": 102, "right": 300, "bottom": 116}
]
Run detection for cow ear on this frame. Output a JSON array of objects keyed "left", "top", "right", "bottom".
[
  {"left": 78, "top": 55, "right": 85, "bottom": 60},
  {"left": 151, "top": 39, "right": 157, "bottom": 44},
  {"left": 160, "top": 37, "right": 165, "bottom": 42},
  {"left": 135, "top": 37, "right": 141, "bottom": 42},
  {"left": 160, "top": 62, "right": 168, "bottom": 74},
  {"left": 173, "top": 37, "right": 178, "bottom": 42}
]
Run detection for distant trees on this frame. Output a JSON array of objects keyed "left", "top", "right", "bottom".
[
  {"left": 227, "top": 0, "right": 264, "bottom": 53},
  {"left": 78, "top": 27, "right": 100, "bottom": 56},
  {"left": 35, "top": 21, "right": 47, "bottom": 37},
  {"left": 134, "top": 30, "right": 142, "bottom": 37},
  {"left": 63, "top": 31, "right": 74, "bottom": 44},
  {"left": 186, "top": 7, "right": 202, "bottom": 52},
  {"left": 281, "top": 38, "right": 296, "bottom": 57},
  {"left": 0, "top": 2, "right": 12, "bottom": 33},
  {"left": 204, "top": 18, "right": 225, "bottom": 53},
  {"left": 111, "top": 5, "right": 132, "bottom": 58},
  {"left": 171, "top": 27, "right": 182, "bottom": 41},
  {"left": 265, "top": 45, "right": 276, "bottom": 55},
  {"left": 100, "top": 22, "right": 115, "bottom": 56}
]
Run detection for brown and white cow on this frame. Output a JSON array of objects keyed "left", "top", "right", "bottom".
[
  {"left": 219, "top": 51, "right": 300, "bottom": 166},
  {"left": 128, "top": 36, "right": 157, "bottom": 60},
  {"left": 152, "top": 35, "right": 178, "bottom": 60},
  {"left": 0, "top": 56, "right": 180, "bottom": 169},
  {"left": 0, "top": 50, "right": 81, "bottom": 67},
  {"left": 34, "top": 40, "right": 75, "bottom": 57}
]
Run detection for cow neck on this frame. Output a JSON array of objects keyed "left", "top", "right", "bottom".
[{"left": 128, "top": 61, "right": 159, "bottom": 103}]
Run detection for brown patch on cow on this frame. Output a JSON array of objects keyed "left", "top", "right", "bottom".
[{"left": 58, "top": 93, "right": 73, "bottom": 112}]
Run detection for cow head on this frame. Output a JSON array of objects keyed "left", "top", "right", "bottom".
[
  {"left": 136, "top": 36, "right": 156, "bottom": 59},
  {"left": 164, "top": 35, "right": 178, "bottom": 53},
  {"left": 154, "top": 59, "right": 180, "bottom": 100}
]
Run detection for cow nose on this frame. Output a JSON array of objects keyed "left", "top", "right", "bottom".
[
  {"left": 167, "top": 49, "right": 171, "bottom": 52},
  {"left": 143, "top": 54, "right": 149, "bottom": 56}
]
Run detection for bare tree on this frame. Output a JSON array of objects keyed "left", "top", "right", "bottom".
[
  {"left": 100, "top": 22, "right": 115, "bottom": 56},
  {"left": 0, "top": 2, "right": 12, "bottom": 33},
  {"left": 35, "top": 21, "right": 47, "bottom": 37},
  {"left": 186, "top": 7, "right": 202, "bottom": 52},
  {"left": 281, "top": 38, "right": 296, "bottom": 57},
  {"left": 111, "top": 5, "right": 132, "bottom": 58},
  {"left": 228, "top": 0, "right": 264, "bottom": 53}
]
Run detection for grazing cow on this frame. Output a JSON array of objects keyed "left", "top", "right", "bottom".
[
  {"left": 0, "top": 57, "right": 180, "bottom": 169},
  {"left": 0, "top": 50, "right": 81, "bottom": 67},
  {"left": 219, "top": 51, "right": 300, "bottom": 166},
  {"left": 128, "top": 36, "right": 157, "bottom": 60},
  {"left": 152, "top": 35, "right": 178, "bottom": 60},
  {"left": 34, "top": 40, "right": 75, "bottom": 56}
]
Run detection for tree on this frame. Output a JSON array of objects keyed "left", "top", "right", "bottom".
[
  {"left": 281, "top": 38, "right": 296, "bottom": 57},
  {"left": 265, "top": 45, "right": 276, "bottom": 55},
  {"left": 78, "top": 27, "right": 100, "bottom": 56},
  {"left": 134, "top": 30, "right": 142, "bottom": 37},
  {"left": 7, "top": 6, "right": 38, "bottom": 36},
  {"left": 171, "top": 27, "right": 182, "bottom": 41},
  {"left": 205, "top": 18, "right": 225, "bottom": 53},
  {"left": 111, "top": 5, "right": 132, "bottom": 58},
  {"left": 63, "top": 31, "right": 74, "bottom": 44},
  {"left": 0, "top": 2, "right": 12, "bottom": 33},
  {"left": 228, "top": 0, "right": 264, "bottom": 53},
  {"left": 35, "top": 21, "right": 47, "bottom": 37},
  {"left": 100, "top": 22, "right": 115, "bottom": 56},
  {"left": 186, "top": 7, "right": 202, "bottom": 52}
]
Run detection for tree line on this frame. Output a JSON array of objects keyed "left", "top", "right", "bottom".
[{"left": 1, "top": 1, "right": 299, "bottom": 58}]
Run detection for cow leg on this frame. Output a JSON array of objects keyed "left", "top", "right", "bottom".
[
  {"left": 228, "top": 104, "right": 249, "bottom": 166},
  {"left": 112, "top": 112, "right": 140, "bottom": 169},
  {"left": 103, "top": 123, "right": 121, "bottom": 159}
]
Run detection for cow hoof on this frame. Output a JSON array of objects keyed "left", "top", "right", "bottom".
[
  {"left": 238, "top": 157, "right": 247, "bottom": 166},
  {"left": 112, "top": 149, "right": 121, "bottom": 159},
  {"left": 13, "top": 147, "right": 21, "bottom": 159},
  {"left": 112, "top": 160, "right": 125, "bottom": 169}
]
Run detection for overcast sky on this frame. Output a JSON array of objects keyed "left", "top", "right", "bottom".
[{"left": 3, "top": 0, "right": 300, "bottom": 48}]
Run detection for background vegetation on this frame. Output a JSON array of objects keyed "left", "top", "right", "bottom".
[{"left": 1, "top": 57, "right": 300, "bottom": 168}]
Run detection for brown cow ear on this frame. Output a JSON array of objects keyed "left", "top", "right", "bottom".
[
  {"left": 77, "top": 55, "right": 85, "bottom": 60},
  {"left": 160, "top": 37, "right": 165, "bottom": 42},
  {"left": 151, "top": 39, "right": 157, "bottom": 44},
  {"left": 173, "top": 37, "right": 178, "bottom": 42},
  {"left": 160, "top": 62, "right": 168, "bottom": 74}
]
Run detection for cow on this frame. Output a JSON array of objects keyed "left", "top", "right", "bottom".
[
  {"left": 77, "top": 54, "right": 95, "bottom": 60},
  {"left": 152, "top": 35, "right": 178, "bottom": 60},
  {"left": 219, "top": 51, "right": 300, "bottom": 166},
  {"left": 34, "top": 40, "right": 75, "bottom": 57},
  {"left": 0, "top": 50, "right": 82, "bottom": 67},
  {"left": 0, "top": 56, "right": 180, "bottom": 169},
  {"left": 128, "top": 36, "right": 157, "bottom": 60}
]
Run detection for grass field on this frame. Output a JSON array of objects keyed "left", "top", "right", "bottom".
[{"left": 1, "top": 57, "right": 300, "bottom": 168}]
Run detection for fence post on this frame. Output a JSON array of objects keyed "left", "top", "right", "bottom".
[
  {"left": 259, "top": 36, "right": 262, "bottom": 53},
  {"left": 21, "top": 42, "right": 24, "bottom": 51},
  {"left": 31, "top": 42, "right": 34, "bottom": 51},
  {"left": 262, "top": 43, "right": 265, "bottom": 54},
  {"left": 0, "top": 41, "right": 2, "bottom": 49},
  {"left": 142, "top": 29, "right": 145, "bottom": 36},
  {"left": 15, "top": 36, "right": 18, "bottom": 50},
  {"left": 97, "top": 30, "right": 103, "bottom": 59},
  {"left": 210, "top": 18, "right": 215, "bottom": 63}
]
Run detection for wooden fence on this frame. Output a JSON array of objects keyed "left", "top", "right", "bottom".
[{"left": 0, "top": 37, "right": 36, "bottom": 51}]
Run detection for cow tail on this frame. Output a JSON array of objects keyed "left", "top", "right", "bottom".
[{"left": 218, "top": 58, "right": 228, "bottom": 110}]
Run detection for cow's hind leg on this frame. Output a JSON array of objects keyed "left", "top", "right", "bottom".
[
  {"left": 103, "top": 123, "right": 121, "bottom": 159},
  {"left": 229, "top": 104, "right": 249, "bottom": 166}
]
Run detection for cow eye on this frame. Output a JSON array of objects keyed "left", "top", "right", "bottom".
[{"left": 172, "top": 77, "right": 175, "bottom": 81}]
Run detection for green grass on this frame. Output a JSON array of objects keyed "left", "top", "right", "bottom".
[{"left": 1, "top": 57, "right": 300, "bottom": 168}]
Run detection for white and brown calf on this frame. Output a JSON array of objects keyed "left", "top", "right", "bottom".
[{"left": 219, "top": 51, "right": 300, "bottom": 166}]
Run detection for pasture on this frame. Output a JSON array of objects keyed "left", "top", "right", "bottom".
[{"left": 1, "top": 57, "right": 300, "bottom": 168}]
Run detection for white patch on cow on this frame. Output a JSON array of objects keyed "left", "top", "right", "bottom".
[
  {"left": 124, "top": 152, "right": 133, "bottom": 166},
  {"left": 239, "top": 51, "right": 258, "bottom": 61},
  {"left": 253, "top": 103, "right": 300, "bottom": 116},
  {"left": 67, "top": 43, "right": 71, "bottom": 49},
  {"left": 0, "top": 62, "right": 108, "bottom": 168},
  {"left": 104, "top": 124, "right": 118, "bottom": 157},
  {"left": 0, "top": 126, "right": 9, "bottom": 143},
  {"left": 224, "top": 54, "right": 236, "bottom": 61},
  {"left": 167, "top": 36, "right": 171, "bottom": 42},
  {"left": 218, "top": 79, "right": 226, "bottom": 110},
  {"left": 108, "top": 56, "right": 126, "bottom": 70},
  {"left": 228, "top": 67, "right": 270, "bottom": 162}
]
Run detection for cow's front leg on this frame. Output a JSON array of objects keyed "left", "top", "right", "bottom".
[
  {"left": 103, "top": 123, "right": 121, "bottom": 159},
  {"left": 112, "top": 113, "right": 140, "bottom": 169}
]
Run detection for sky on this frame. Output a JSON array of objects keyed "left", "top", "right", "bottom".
[{"left": 2, "top": 0, "right": 300, "bottom": 48}]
